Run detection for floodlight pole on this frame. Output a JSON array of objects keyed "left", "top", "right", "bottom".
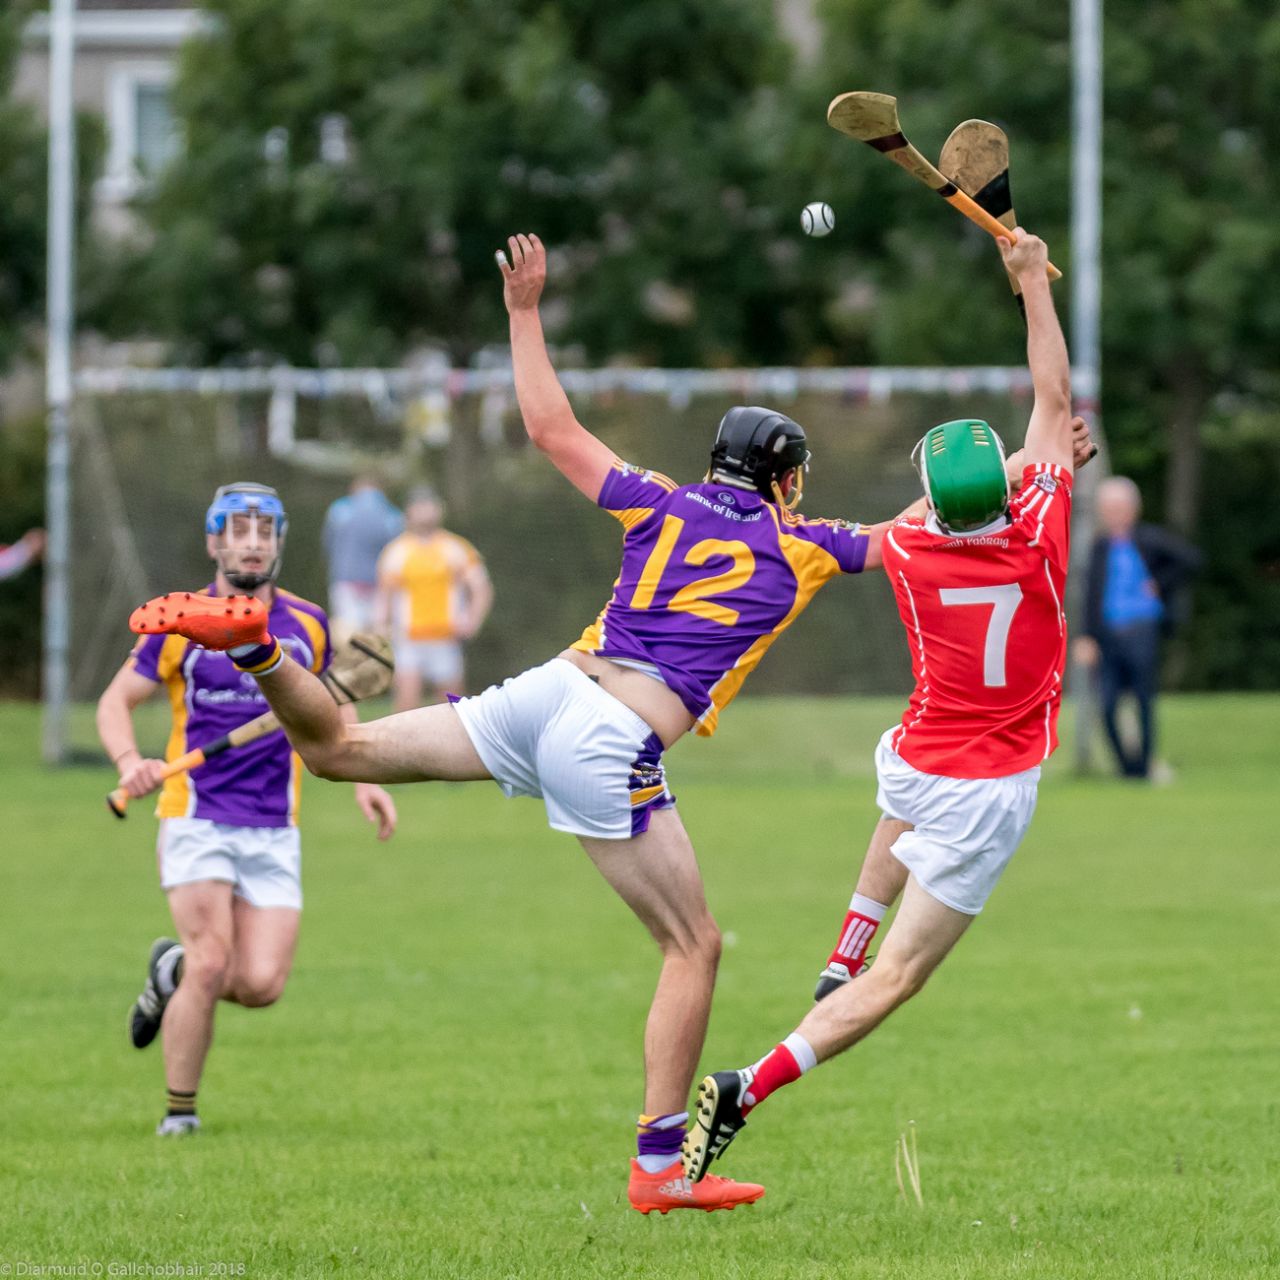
[
  {"left": 1069, "top": 0, "right": 1103, "bottom": 773},
  {"left": 43, "top": 0, "right": 77, "bottom": 764}
]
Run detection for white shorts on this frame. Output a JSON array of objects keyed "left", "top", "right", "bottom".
[
  {"left": 395, "top": 638, "right": 464, "bottom": 688},
  {"left": 329, "top": 581, "right": 378, "bottom": 631},
  {"left": 452, "top": 659, "right": 675, "bottom": 840},
  {"left": 874, "top": 729, "right": 1039, "bottom": 916},
  {"left": 158, "top": 817, "right": 303, "bottom": 910}
]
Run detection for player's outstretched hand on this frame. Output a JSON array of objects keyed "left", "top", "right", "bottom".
[
  {"left": 1071, "top": 415, "right": 1100, "bottom": 468},
  {"left": 998, "top": 228, "right": 1048, "bottom": 281},
  {"left": 1008, "top": 418, "right": 1096, "bottom": 490},
  {"left": 355, "top": 782, "right": 397, "bottom": 841},
  {"left": 497, "top": 233, "right": 546, "bottom": 314},
  {"left": 118, "top": 755, "right": 167, "bottom": 799}
]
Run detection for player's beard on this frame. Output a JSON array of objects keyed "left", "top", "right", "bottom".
[
  {"left": 217, "top": 547, "right": 278, "bottom": 592},
  {"left": 224, "top": 569, "right": 273, "bottom": 590}
]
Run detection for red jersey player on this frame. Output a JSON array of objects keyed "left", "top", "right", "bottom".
[{"left": 683, "top": 228, "right": 1092, "bottom": 1184}]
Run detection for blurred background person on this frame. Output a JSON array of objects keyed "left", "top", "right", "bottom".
[
  {"left": 0, "top": 527, "right": 45, "bottom": 581},
  {"left": 376, "top": 488, "right": 493, "bottom": 709},
  {"left": 1075, "top": 476, "right": 1201, "bottom": 781},
  {"left": 321, "top": 475, "right": 404, "bottom": 647}
]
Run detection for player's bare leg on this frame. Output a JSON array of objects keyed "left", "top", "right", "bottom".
[
  {"left": 224, "top": 900, "right": 299, "bottom": 1008},
  {"left": 128, "top": 596, "right": 491, "bottom": 784},
  {"left": 580, "top": 807, "right": 764, "bottom": 1213},
  {"left": 800, "top": 875, "right": 972, "bottom": 1057},
  {"left": 580, "top": 808, "right": 720, "bottom": 1115},
  {"left": 250, "top": 653, "right": 491, "bottom": 784},
  {"left": 814, "top": 817, "right": 912, "bottom": 1000},
  {"left": 684, "top": 875, "right": 972, "bottom": 1181},
  {"left": 160, "top": 880, "right": 236, "bottom": 1133},
  {"left": 392, "top": 666, "right": 423, "bottom": 715},
  {"left": 433, "top": 671, "right": 465, "bottom": 704}
]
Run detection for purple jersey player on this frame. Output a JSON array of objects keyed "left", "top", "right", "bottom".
[
  {"left": 573, "top": 460, "right": 868, "bottom": 738},
  {"left": 127, "top": 590, "right": 332, "bottom": 828},
  {"left": 96, "top": 483, "right": 397, "bottom": 1137},
  {"left": 127, "top": 234, "right": 914, "bottom": 1209}
]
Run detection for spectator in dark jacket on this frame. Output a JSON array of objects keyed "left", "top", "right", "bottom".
[{"left": 1073, "top": 477, "right": 1201, "bottom": 779}]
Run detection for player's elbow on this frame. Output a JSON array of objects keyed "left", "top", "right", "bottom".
[
  {"left": 297, "top": 730, "right": 358, "bottom": 782},
  {"left": 305, "top": 747, "right": 349, "bottom": 782},
  {"left": 1037, "top": 375, "right": 1071, "bottom": 415},
  {"left": 522, "top": 410, "right": 576, "bottom": 454},
  {"left": 522, "top": 416, "right": 558, "bottom": 452}
]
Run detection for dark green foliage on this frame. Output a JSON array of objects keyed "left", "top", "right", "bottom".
[
  {"left": 0, "top": 2, "right": 49, "bottom": 372},
  {"left": 0, "top": 416, "right": 45, "bottom": 695},
  {"left": 97, "top": 0, "right": 798, "bottom": 367}
]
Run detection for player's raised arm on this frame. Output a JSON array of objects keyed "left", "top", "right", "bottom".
[
  {"left": 498, "top": 234, "right": 616, "bottom": 502},
  {"left": 1000, "top": 230, "right": 1073, "bottom": 471}
]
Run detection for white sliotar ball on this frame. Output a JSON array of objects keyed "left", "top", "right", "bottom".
[{"left": 801, "top": 201, "right": 835, "bottom": 237}]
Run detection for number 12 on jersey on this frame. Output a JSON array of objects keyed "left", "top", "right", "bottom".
[{"left": 938, "top": 583, "right": 1023, "bottom": 687}]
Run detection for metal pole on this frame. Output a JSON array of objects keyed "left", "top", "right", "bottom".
[
  {"left": 43, "top": 0, "right": 77, "bottom": 764},
  {"left": 1069, "top": 0, "right": 1104, "bottom": 773}
]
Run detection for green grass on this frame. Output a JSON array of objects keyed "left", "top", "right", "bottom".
[{"left": 1, "top": 695, "right": 1276, "bottom": 1278}]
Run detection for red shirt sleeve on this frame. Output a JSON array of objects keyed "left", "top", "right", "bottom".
[{"left": 1010, "top": 464, "right": 1073, "bottom": 569}]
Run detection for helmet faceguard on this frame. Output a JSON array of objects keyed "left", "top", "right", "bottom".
[
  {"left": 205, "top": 482, "right": 288, "bottom": 590},
  {"left": 707, "top": 406, "right": 811, "bottom": 511},
  {"left": 912, "top": 419, "right": 1010, "bottom": 533}
]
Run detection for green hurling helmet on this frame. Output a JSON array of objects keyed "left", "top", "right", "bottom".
[{"left": 912, "top": 419, "right": 1010, "bottom": 533}]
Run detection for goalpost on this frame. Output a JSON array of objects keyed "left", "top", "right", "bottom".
[{"left": 63, "top": 361, "right": 1041, "bottom": 749}]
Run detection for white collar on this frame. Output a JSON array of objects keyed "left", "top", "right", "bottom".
[{"left": 925, "top": 511, "right": 1010, "bottom": 539}]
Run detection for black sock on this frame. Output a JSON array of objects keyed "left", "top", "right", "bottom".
[{"left": 166, "top": 1088, "right": 197, "bottom": 1117}]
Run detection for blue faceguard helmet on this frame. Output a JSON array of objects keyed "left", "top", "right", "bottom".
[{"left": 205, "top": 482, "right": 288, "bottom": 590}]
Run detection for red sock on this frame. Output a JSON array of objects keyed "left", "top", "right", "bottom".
[
  {"left": 825, "top": 894, "right": 887, "bottom": 973},
  {"left": 740, "top": 1033, "right": 816, "bottom": 1115}
]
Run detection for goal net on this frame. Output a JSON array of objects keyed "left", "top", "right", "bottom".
[{"left": 70, "top": 361, "right": 1033, "bottom": 709}]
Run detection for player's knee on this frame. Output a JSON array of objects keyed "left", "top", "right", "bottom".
[
  {"left": 662, "top": 914, "right": 721, "bottom": 971},
  {"left": 233, "top": 968, "right": 287, "bottom": 1007},
  {"left": 874, "top": 954, "right": 934, "bottom": 1005},
  {"left": 183, "top": 943, "right": 231, "bottom": 997}
]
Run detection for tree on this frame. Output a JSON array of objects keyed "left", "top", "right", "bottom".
[
  {"left": 804, "top": 0, "right": 1280, "bottom": 540},
  {"left": 0, "top": 2, "right": 105, "bottom": 380},
  {"left": 0, "top": 4, "right": 51, "bottom": 374},
  {"left": 102, "top": 0, "right": 799, "bottom": 367}
]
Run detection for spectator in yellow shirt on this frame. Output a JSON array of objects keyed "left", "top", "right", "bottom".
[{"left": 376, "top": 489, "right": 493, "bottom": 708}]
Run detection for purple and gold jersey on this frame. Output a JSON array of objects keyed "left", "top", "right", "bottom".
[
  {"left": 572, "top": 461, "right": 869, "bottom": 735},
  {"left": 129, "top": 586, "right": 331, "bottom": 828}
]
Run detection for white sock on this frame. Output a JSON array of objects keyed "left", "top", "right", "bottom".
[
  {"left": 781, "top": 1031, "right": 817, "bottom": 1074},
  {"left": 849, "top": 892, "right": 889, "bottom": 920}
]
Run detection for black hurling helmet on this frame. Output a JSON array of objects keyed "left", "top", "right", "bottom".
[{"left": 708, "top": 406, "right": 811, "bottom": 510}]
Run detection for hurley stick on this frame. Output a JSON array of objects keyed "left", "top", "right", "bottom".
[
  {"left": 939, "top": 119, "right": 1024, "bottom": 308},
  {"left": 827, "top": 92, "right": 1061, "bottom": 282}
]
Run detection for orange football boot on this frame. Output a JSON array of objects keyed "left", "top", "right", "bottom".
[
  {"left": 627, "top": 1159, "right": 764, "bottom": 1215},
  {"left": 129, "top": 592, "right": 270, "bottom": 651}
]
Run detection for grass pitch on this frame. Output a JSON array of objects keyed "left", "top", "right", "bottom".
[{"left": 1, "top": 695, "right": 1275, "bottom": 1278}]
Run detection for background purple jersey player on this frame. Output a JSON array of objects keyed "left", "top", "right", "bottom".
[
  {"left": 128, "top": 588, "right": 333, "bottom": 827},
  {"left": 97, "top": 483, "right": 397, "bottom": 1138},
  {"left": 129, "top": 234, "right": 917, "bottom": 1211}
]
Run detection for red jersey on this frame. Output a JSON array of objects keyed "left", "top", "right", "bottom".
[{"left": 881, "top": 463, "right": 1072, "bottom": 779}]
